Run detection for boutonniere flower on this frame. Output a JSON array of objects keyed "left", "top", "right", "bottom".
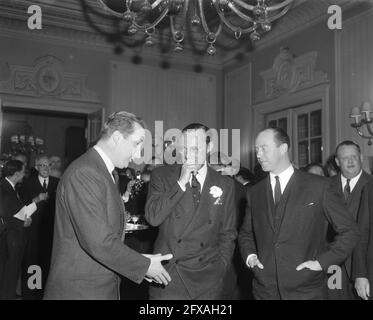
[{"left": 210, "top": 186, "right": 223, "bottom": 205}]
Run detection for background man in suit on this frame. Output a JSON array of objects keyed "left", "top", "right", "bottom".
[
  {"left": 19, "top": 154, "right": 59, "bottom": 299},
  {"left": 44, "top": 111, "right": 172, "bottom": 300},
  {"left": 145, "top": 123, "right": 237, "bottom": 300},
  {"left": 328, "top": 140, "right": 373, "bottom": 299},
  {"left": 0, "top": 160, "right": 44, "bottom": 299},
  {"left": 353, "top": 179, "right": 373, "bottom": 300},
  {"left": 238, "top": 128, "right": 360, "bottom": 300}
]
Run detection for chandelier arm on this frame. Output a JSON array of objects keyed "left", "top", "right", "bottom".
[
  {"left": 266, "top": 5, "right": 293, "bottom": 23},
  {"left": 133, "top": 7, "right": 169, "bottom": 30},
  {"left": 213, "top": 1, "right": 254, "bottom": 34},
  {"left": 198, "top": 0, "right": 222, "bottom": 37},
  {"left": 230, "top": 0, "right": 255, "bottom": 11},
  {"left": 354, "top": 127, "right": 373, "bottom": 140},
  {"left": 366, "top": 122, "right": 373, "bottom": 137},
  {"left": 151, "top": 0, "right": 164, "bottom": 10},
  {"left": 266, "top": 0, "right": 294, "bottom": 12},
  {"left": 231, "top": 0, "right": 293, "bottom": 12},
  {"left": 170, "top": 0, "right": 190, "bottom": 32},
  {"left": 228, "top": 2, "right": 255, "bottom": 23}
]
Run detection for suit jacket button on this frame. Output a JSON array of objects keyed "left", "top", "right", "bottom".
[
  {"left": 200, "top": 242, "right": 204, "bottom": 247},
  {"left": 178, "top": 239, "right": 182, "bottom": 243}
]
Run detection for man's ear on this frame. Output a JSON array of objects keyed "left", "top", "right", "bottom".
[
  {"left": 335, "top": 157, "right": 340, "bottom": 168},
  {"left": 111, "top": 130, "right": 121, "bottom": 144},
  {"left": 207, "top": 141, "right": 214, "bottom": 154},
  {"left": 280, "top": 143, "right": 288, "bottom": 154}
]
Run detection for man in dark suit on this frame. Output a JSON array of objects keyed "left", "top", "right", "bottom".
[
  {"left": 328, "top": 140, "right": 373, "bottom": 299},
  {"left": 238, "top": 128, "right": 360, "bottom": 300},
  {"left": 19, "top": 154, "right": 59, "bottom": 299},
  {"left": 0, "top": 160, "right": 43, "bottom": 300},
  {"left": 44, "top": 111, "right": 172, "bottom": 300},
  {"left": 145, "top": 123, "right": 237, "bottom": 300},
  {"left": 353, "top": 179, "right": 373, "bottom": 300}
]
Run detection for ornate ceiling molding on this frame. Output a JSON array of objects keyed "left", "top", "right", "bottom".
[
  {"left": 256, "top": 47, "right": 329, "bottom": 103},
  {"left": 0, "top": 54, "right": 100, "bottom": 103}
]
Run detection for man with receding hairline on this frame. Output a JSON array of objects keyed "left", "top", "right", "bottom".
[{"left": 239, "top": 127, "right": 360, "bottom": 300}]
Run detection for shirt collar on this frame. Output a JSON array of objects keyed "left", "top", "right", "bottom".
[
  {"left": 5, "top": 177, "right": 16, "bottom": 190},
  {"left": 38, "top": 175, "right": 49, "bottom": 184},
  {"left": 269, "top": 165, "right": 294, "bottom": 188},
  {"left": 94, "top": 145, "right": 115, "bottom": 177},
  {"left": 341, "top": 170, "right": 363, "bottom": 191},
  {"left": 195, "top": 162, "right": 208, "bottom": 180}
]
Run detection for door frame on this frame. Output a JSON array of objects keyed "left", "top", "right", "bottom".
[
  {"left": 0, "top": 93, "right": 103, "bottom": 154},
  {"left": 251, "top": 83, "right": 330, "bottom": 166}
]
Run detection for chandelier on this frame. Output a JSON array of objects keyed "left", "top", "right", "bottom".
[
  {"left": 81, "top": 0, "right": 294, "bottom": 56},
  {"left": 350, "top": 101, "right": 373, "bottom": 145}
]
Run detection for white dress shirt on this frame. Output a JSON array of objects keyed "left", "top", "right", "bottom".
[
  {"left": 246, "top": 165, "right": 295, "bottom": 266},
  {"left": 177, "top": 162, "right": 208, "bottom": 192},
  {"left": 341, "top": 170, "right": 363, "bottom": 193},
  {"left": 94, "top": 145, "right": 115, "bottom": 183},
  {"left": 5, "top": 177, "right": 37, "bottom": 220},
  {"left": 38, "top": 176, "right": 49, "bottom": 189},
  {"left": 269, "top": 165, "right": 295, "bottom": 201}
]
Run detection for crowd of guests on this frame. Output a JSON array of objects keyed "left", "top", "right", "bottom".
[
  {"left": 0, "top": 154, "right": 62, "bottom": 299},
  {"left": 0, "top": 113, "right": 372, "bottom": 300}
]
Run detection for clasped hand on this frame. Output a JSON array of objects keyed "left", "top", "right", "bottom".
[{"left": 143, "top": 253, "right": 173, "bottom": 286}]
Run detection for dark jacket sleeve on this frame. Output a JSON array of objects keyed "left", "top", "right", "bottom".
[
  {"left": 218, "top": 179, "right": 238, "bottom": 268},
  {"left": 63, "top": 169, "right": 150, "bottom": 284},
  {"left": 316, "top": 179, "right": 361, "bottom": 270},
  {"left": 145, "top": 168, "right": 186, "bottom": 226},
  {"left": 352, "top": 182, "right": 372, "bottom": 279},
  {"left": 1, "top": 182, "right": 25, "bottom": 229},
  {"left": 238, "top": 190, "right": 257, "bottom": 263}
]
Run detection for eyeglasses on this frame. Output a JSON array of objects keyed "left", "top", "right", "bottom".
[{"left": 36, "top": 164, "right": 50, "bottom": 168}]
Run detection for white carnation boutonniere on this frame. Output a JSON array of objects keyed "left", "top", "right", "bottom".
[{"left": 209, "top": 186, "right": 223, "bottom": 205}]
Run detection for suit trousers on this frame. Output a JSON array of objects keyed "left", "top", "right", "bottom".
[{"left": 1, "top": 229, "right": 26, "bottom": 299}]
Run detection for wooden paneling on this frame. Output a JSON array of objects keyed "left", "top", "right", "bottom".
[
  {"left": 224, "top": 64, "right": 252, "bottom": 168},
  {"left": 337, "top": 9, "right": 373, "bottom": 162},
  {"left": 110, "top": 62, "right": 217, "bottom": 133}
]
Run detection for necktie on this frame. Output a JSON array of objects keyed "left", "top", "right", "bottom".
[
  {"left": 43, "top": 178, "right": 47, "bottom": 192},
  {"left": 191, "top": 173, "right": 201, "bottom": 208},
  {"left": 344, "top": 179, "right": 351, "bottom": 200},
  {"left": 274, "top": 176, "right": 281, "bottom": 206},
  {"left": 112, "top": 169, "right": 121, "bottom": 193}
]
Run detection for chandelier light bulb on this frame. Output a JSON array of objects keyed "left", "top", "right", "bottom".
[
  {"left": 191, "top": 14, "right": 201, "bottom": 26},
  {"left": 207, "top": 44, "right": 216, "bottom": 56},
  {"left": 145, "top": 35, "right": 156, "bottom": 46},
  {"left": 250, "top": 30, "right": 261, "bottom": 41},
  {"left": 174, "top": 42, "right": 184, "bottom": 52},
  {"left": 141, "top": 0, "right": 152, "bottom": 13},
  {"left": 123, "top": 11, "right": 133, "bottom": 22},
  {"left": 261, "top": 21, "right": 272, "bottom": 32},
  {"left": 128, "top": 24, "right": 138, "bottom": 35}
]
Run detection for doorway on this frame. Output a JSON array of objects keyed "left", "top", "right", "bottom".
[{"left": 1, "top": 108, "right": 87, "bottom": 169}]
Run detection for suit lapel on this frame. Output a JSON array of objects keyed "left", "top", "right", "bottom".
[
  {"left": 274, "top": 170, "right": 298, "bottom": 233},
  {"left": 180, "top": 167, "right": 215, "bottom": 238},
  {"left": 265, "top": 177, "right": 276, "bottom": 232},
  {"left": 88, "top": 149, "right": 126, "bottom": 238}
]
